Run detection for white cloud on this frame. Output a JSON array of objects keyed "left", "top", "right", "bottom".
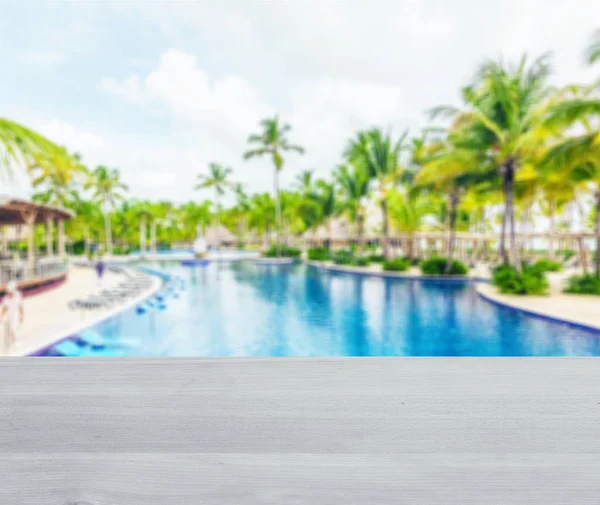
[
  {"left": 100, "top": 50, "right": 423, "bottom": 195},
  {"left": 102, "top": 50, "right": 271, "bottom": 133},
  {"left": 287, "top": 77, "right": 418, "bottom": 181},
  {"left": 35, "top": 119, "right": 106, "bottom": 155},
  {"left": 7, "top": 0, "right": 600, "bottom": 204}
]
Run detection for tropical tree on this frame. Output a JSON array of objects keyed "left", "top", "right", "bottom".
[
  {"left": 243, "top": 116, "right": 304, "bottom": 254},
  {"left": 540, "top": 31, "right": 600, "bottom": 274},
  {"left": 431, "top": 55, "right": 554, "bottom": 271},
  {"left": 248, "top": 193, "right": 276, "bottom": 248},
  {"left": 387, "top": 188, "right": 436, "bottom": 260},
  {"left": 345, "top": 128, "right": 409, "bottom": 258},
  {"left": 587, "top": 30, "right": 600, "bottom": 65},
  {"left": 0, "top": 117, "right": 76, "bottom": 182},
  {"left": 30, "top": 149, "right": 88, "bottom": 207},
  {"left": 543, "top": 132, "right": 600, "bottom": 275},
  {"left": 334, "top": 163, "right": 371, "bottom": 249},
  {"left": 66, "top": 195, "right": 103, "bottom": 256},
  {"left": 294, "top": 170, "right": 315, "bottom": 195},
  {"left": 312, "top": 180, "right": 337, "bottom": 247},
  {"left": 179, "top": 201, "right": 212, "bottom": 241},
  {"left": 196, "top": 163, "right": 233, "bottom": 233},
  {"left": 86, "top": 166, "right": 128, "bottom": 255},
  {"left": 416, "top": 138, "right": 491, "bottom": 271},
  {"left": 278, "top": 191, "right": 306, "bottom": 242},
  {"left": 228, "top": 183, "right": 251, "bottom": 242}
]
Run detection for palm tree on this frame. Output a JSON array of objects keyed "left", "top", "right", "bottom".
[
  {"left": 67, "top": 195, "right": 103, "bottom": 257},
  {"left": 416, "top": 138, "right": 491, "bottom": 272},
  {"left": 0, "top": 117, "right": 74, "bottom": 182},
  {"left": 129, "top": 201, "right": 154, "bottom": 254},
  {"left": 334, "top": 163, "right": 371, "bottom": 250},
  {"left": 587, "top": 30, "right": 600, "bottom": 65},
  {"left": 387, "top": 188, "right": 436, "bottom": 260},
  {"left": 543, "top": 133, "right": 600, "bottom": 275},
  {"left": 196, "top": 163, "right": 233, "bottom": 234},
  {"left": 30, "top": 148, "right": 88, "bottom": 207},
  {"left": 248, "top": 193, "right": 276, "bottom": 248},
  {"left": 179, "top": 201, "right": 212, "bottom": 241},
  {"left": 231, "top": 183, "right": 250, "bottom": 242},
  {"left": 86, "top": 166, "right": 128, "bottom": 255},
  {"left": 314, "top": 180, "right": 337, "bottom": 248},
  {"left": 294, "top": 170, "right": 315, "bottom": 195},
  {"left": 345, "top": 128, "right": 408, "bottom": 259},
  {"left": 243, "top": 116, "right": 304, "bottom": 255},
  {"left": 431, "top": 55, "right": 554, "bottom": 271},
  {"left": 540, "top": 33, "right": 600, "bottom": 273}
]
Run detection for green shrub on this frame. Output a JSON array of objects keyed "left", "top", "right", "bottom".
[
  {"left": 404, "top": 256, "right": 421, "bottom": 266},
  {"left": 492, "top": 264, "right": 549, "bottom": 295},
  {"left": 112, "top": 245, "right": 130, "bottom": 256},
  {"left": 263, "top": 245, "right": 301, "bottom": 258},
  {"left": 563, "top": 249, "right": 575, "bottom": 261},
  {"left": 331, "top": 250, "right": 370, "bottom": 267},
  {"left": 383, "top": 258, "right": 411, "bottom": 272},
  {"left": 564, "top": 274, "right": 600, "bottom": 295},
  {"left": 350, "top": 257, "right": 370, "bottom": 267},
  {"left": 420, "top": 257, "right": 468, "bottom": 276},
  {"left": 307, "top": 246, "right": 331, "bottom": 261},
  {"left": 367, "top": 254, "right": 385, "bottom": 263},
  {"left": 332, "top": 250, "right": 354, "bottom": 265},
  {"left": 532, "top": 258, "right": 563, "bottom": 273}
]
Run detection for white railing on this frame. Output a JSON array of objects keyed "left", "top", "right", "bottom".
[{"left": 0, "top": 257, "right": 68, "bottom": 286}]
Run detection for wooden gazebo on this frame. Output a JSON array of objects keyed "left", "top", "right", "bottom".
[{"left": 0, "top": 196, "right": 73, "bottom": 292}]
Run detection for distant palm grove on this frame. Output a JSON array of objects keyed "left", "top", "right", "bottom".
[{"left": 1, "top": 33, "right": 600, "bottom": 289}]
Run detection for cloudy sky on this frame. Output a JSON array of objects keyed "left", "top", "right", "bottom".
[{"left": 1, "top": 0, "right": 598, "bottom": 204}]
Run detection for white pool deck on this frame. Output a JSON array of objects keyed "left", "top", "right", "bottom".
[
  {"left": 1, "top": 266, "right": 161, "bottom": 356},
  {"left": 1, "top": 358, "right": 600, "bottom": 504}
]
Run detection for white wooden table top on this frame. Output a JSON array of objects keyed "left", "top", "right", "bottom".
[{"left": 1, "top": 358, "right": 599, "bottom": 504}]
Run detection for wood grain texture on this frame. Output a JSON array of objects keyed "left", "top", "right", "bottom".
[{"left": 1, "top": 358, "right": 600, "bottom": 504}]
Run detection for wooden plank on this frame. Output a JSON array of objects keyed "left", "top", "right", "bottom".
[{"left": 1, "top": 358, "right": 600, "bottom": 504}]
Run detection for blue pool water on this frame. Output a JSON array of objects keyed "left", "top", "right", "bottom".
[{"left": 37, "top": 262, "right": 600, "bottom": 357}]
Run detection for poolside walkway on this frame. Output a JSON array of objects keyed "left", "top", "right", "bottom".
[
  {"left": 477, "top": 270, "right": 600, "bottom": 331},
  {"left": 1, "top": 266, "right": 161, "bottom": 356}
]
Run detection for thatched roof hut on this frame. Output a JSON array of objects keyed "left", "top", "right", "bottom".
[{"left": 204, "top": 225, "right": 236, "bottom": 247}]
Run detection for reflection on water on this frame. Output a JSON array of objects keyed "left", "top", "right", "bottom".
[{"left": 54, "top": 262, "right": 600, "bottom": 357}]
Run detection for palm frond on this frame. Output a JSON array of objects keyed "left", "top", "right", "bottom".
[{"left": 586, "top": 30, "right": 600, "bottom": 65}]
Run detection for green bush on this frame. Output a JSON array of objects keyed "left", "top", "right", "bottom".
[
  {"left": 404, "top": 256, "right": 421, "bottom": 266},
  {"left": 331, "top": 250, "right": 370, "bottom": 267},
  {"left": 532, "top": 258, "right": 563, "bottom": 273},
  {"left": 383, "top": 258, "right": 411, "bottom": 272},
  {"left": 420, "top": 257, "right": 468, "bottom": 276},
  {"left": 70, "top": 240, "right": 86, "bottom": 255},
  {"left": 351, "top": 257, "right": 370, "bottom": 267},
  {"left": 563, "top": 249, "right": 575, "bottom": 261},
  {"left": 307, "top": 246, "right": 331, "bottom": 261},
  {"left": 367, "top": 254, "right": 385, "bottom": 263},
  {"left": 112, "top": 245, "right": 130, "bottom": 256},
  {"left": 263, "top": 245, "right": 301, "bottom": 258},
  {"left": 564, "top": 274, "right": 600, "bottom": 295},
  {"left": 492, "top": 264, "right": 549, "bottom": 295},
  {"left": 332, "top": 250, "right": 354, "bottom": 265}
]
